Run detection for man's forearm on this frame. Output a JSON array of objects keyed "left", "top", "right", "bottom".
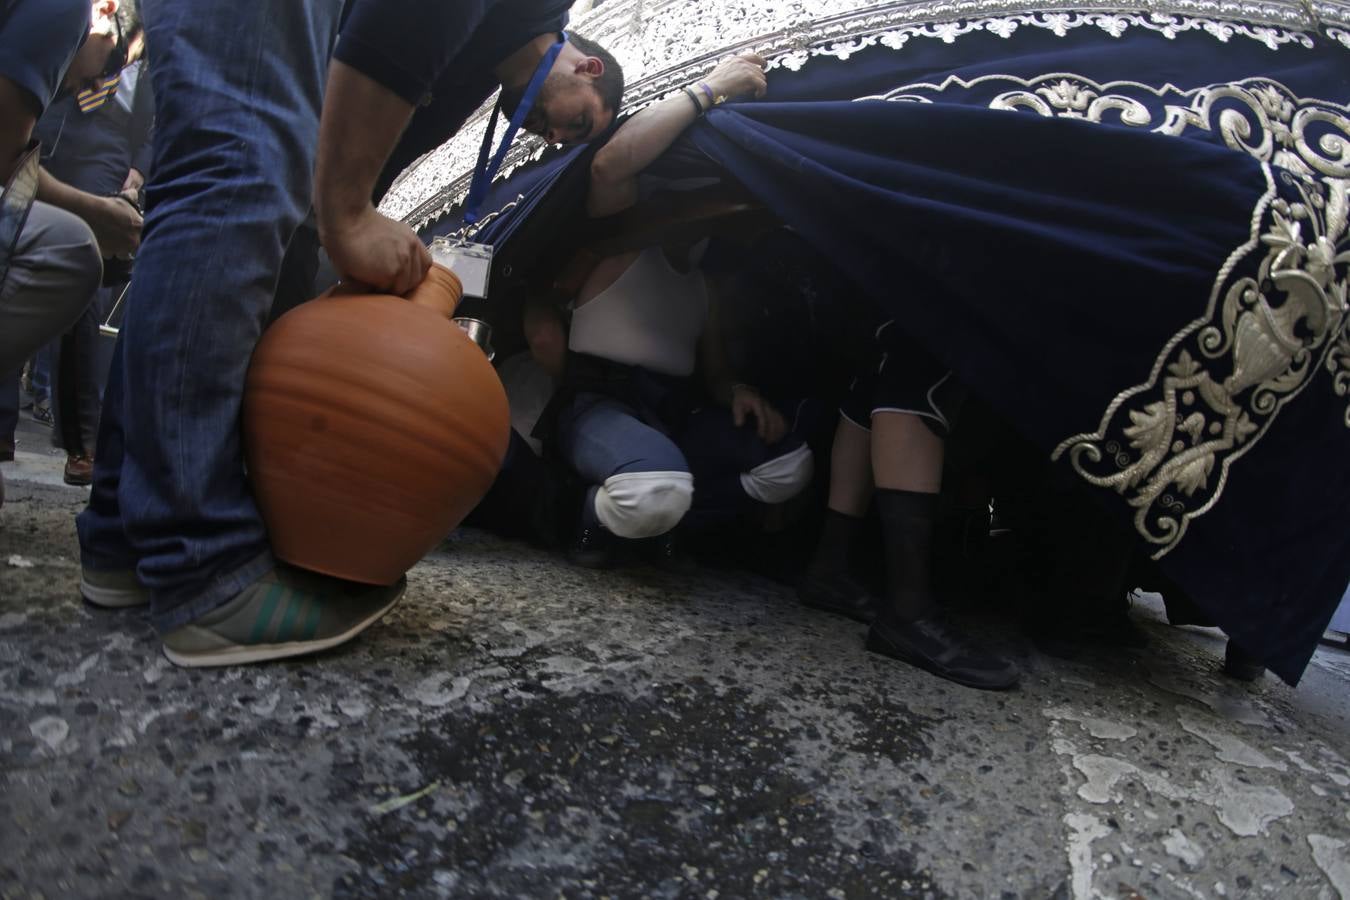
[
  {"left": 587, "top": 94, "right": 701, "bottom": 217},
  {"left": 314, "top": 60, "right": 416, "bottom": 235},
  {"left": 0, "top": 78, "right": 37, "bottom": 184},
  {"left": 588, "top": 55, "right": 767, "bottom": 218},
  {"left": 37, "top": 167, "right": 101, "bottom": 218},
  {"left": 37, "top": 166, "right": 143, "bottom": 257}
]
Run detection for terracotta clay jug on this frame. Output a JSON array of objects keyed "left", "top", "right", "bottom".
[{"left": 243, "top": 265, "right": 510, "bottom": 584}]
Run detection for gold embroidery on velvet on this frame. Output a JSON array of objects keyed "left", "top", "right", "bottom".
[
  {"left": 867, "top": 75, "right": 1350, "bottom": 181},
  {"left": 1051, "top": 167, "right": 1350, "bottom": 556},
  {"left": 865, "top": 72, "right": 1350, "bottom": 552}
]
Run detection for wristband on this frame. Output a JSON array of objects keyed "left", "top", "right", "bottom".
[{"left": 681, "top": 86, "right": 705, "bottom": 116}]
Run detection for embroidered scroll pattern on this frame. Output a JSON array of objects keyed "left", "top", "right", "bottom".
[
  {"left": 1052, "top": 169, "right": 1349, "bottom": 556},
  {"left": 869, "top": 75, "right": 1350, "bottom": 181}
]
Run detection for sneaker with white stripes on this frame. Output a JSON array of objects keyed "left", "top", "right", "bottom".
[{"left": 160, "top": 565, "right": 405, "bottom": 668}]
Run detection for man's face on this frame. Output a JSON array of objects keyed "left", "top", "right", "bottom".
[
  {"left": 523, "top": 74, "right": 614, "bottom": 146},
  {"left": 63, "top": 31, "right": 116, "bottom": 93}
]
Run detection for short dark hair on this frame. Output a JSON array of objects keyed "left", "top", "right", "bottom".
[
  {"left": 116, "top": 0, "right": 142, "bottom": 40},
  {"left": 568, "top": 32, "right": 624, "bottom": 115},
  {"left": 501, "top": 32, "right": 625, "bottom": 122}
]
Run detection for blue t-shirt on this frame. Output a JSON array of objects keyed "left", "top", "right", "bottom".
[
  {"left": 35, "top": 61, "right": 155, "bottom": 196},
  {"left": 0, "top": 0, "right": 89, "bottom": 115},
  {"left": 335, "top": 0, "right": 572, "bottom": 200}
]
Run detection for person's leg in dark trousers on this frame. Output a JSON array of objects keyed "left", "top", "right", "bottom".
[
  {"left": 861, "top": 410, "right": 1019, "bottom": 690},
  {"left": 799, "top": 321, "right": 1018, "bottom": 689},
  {"left": 268, "top": 212, "right": 322, "bottom": 325},
  {"left": 76, "top": 0, "right": 400, "bottom": 666},
  {"left": 80, "top": 0, "right": 340, "bottom": 602},
  {"left": 29, "top": 343, "right": 53, "bottom": 424},
  {"left": 0, "top": 367, "right": 14, "bottom": 506},
  {"left": 798, "top": 414, "right": 877, "bottom": 621},
  {"left": 0, "top": 366, "right": 18, "bottom": 459},
  {"left": 555, "top": 393, "right": 693, "bottom": 566},
  {"left": 92, "top": 284, "right": 120, "bottom": 402},
  {"left": 677, "top": 404, "right": 813, "bottom": 533},
  {"left": 50, "top": 300, "right": 103, "bottom": 484}
]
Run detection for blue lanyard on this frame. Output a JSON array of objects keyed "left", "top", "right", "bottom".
[{"left": 464, "top": 32, "right": 568, "bottom": 225}]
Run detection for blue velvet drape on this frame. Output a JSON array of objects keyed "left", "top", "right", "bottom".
[{"left": 424, "top": 21, "right": 1350, "bottom": 682}]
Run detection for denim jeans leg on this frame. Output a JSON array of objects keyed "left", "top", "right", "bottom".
[
  {"left": 556, "top": 393, "right": 690, "bottom": 525},
  {"left": 76, "top": 0, "right": 343, "bottom": 632},
  {"left": 31, "top": 342, "right": 52, "bottom": 410}
]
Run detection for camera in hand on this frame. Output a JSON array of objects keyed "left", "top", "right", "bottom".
[{"left": 101, "top": 190, "right": 141, "bottom": 287}]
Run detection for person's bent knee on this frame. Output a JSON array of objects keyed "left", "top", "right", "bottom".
[
  {"left": 594, "top": 471, "right": 694, "bottom": 538},
  {"left": 25, "top": 203, "right": 103, "bottom": 297},
  {"left": 0, "top": 205, "right": 102, "bottom": 367},
  {"left": 740, "top": 443, "right": 814, "bottom": 504},
  {"left": 45, "top": 228, "right": 102, "bottom": 331},
  {"left": 56, "top": 226, "right": 103, "bottom": 300}
]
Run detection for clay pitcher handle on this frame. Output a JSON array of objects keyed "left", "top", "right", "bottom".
[{"left": 323, "top": 265, "right": 463, "bottom": 320}]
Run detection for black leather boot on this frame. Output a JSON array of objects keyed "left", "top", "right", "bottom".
[
  {"left": 865, "top": 489, "right": 1019, "bottom": 690},
  {"left": 797, "top": 510, "right": 878, "bottom": 622}
]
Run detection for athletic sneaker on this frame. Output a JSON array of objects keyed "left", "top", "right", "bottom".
[
  {"left": 81, "top": 567, "right": 150, "bottom": 608},
  {"left": 160, "top": 565, "right": 406, "bottom": 668}
]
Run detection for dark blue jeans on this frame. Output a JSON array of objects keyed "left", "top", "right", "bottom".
[
  {"left": 77, "top": 0, "right": 342, "bottom": 632},
  {"left": 30, "top": 344, "right": 51, "bottom": 409}
]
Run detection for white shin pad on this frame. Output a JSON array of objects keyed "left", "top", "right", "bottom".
[
  {"left": 739, "top": 443, "right": 814, "bottom": 504},
  {"left": 593, "top": 471, "right": 694, "bottom": 538}
]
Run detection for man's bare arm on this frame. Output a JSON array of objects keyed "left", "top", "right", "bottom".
[
  {"left": 0, "top": 78, "right": 36, "bottom": 184},
  {"left": 313, "top": 59, "right": 429, "bottom": 295},
  {"left": 587, "top": 54, "right": 767, "bottom": 219},
  {"left": 37, "top": 167, "right": 141, "bottom": 257}
]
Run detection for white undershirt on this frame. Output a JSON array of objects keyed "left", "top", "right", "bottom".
[{"left": 568, "top": 247, "right": 708, "bottom": 377}]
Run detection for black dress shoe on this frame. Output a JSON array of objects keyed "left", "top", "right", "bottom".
[
  {"left": 1222, "top": 640, "right": 1265, "bottom": 682},
  {"left": 567, "top": 525, "right": 615, "bottom": 569},
  {"left": 867, "top": 611, "right": 1020, "bottom": 690},
  {"left": 797, "top": 569, "right": 878, "bottom": 623},
  {"left": 639, "top": 531, "right": 680, "bottom": 570}
]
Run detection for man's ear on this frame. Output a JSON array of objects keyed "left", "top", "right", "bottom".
[
  {"left": 95, "top": 0, "right": 120, "bottom": 18},
  {"left": 574, "top": 56, "right": 605, "bottom": 77}
]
